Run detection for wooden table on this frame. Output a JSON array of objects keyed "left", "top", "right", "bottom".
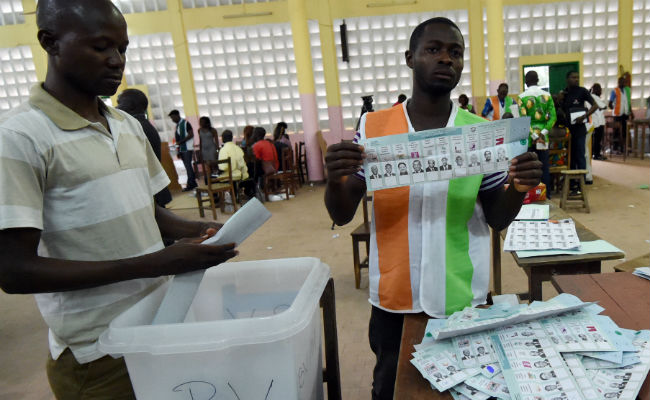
[
  {"left": 552, "top": 272, "right": 650, "bottom": 400},
  {"left": 394, "top": 313, "right": 452, "bottom": 400},
  {"left": 614, "top": 252, "right": 650, "bottom": 273},
  {"left": 492, "top": 201, "right": 625, "bottom": 301},
  {"left": 630, "top": 118, "right": 650, "bottom": 160}
]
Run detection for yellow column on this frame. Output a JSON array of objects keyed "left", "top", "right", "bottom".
[
  {"left": 318, "top": 0, "right": 345, "bottom": 143},
  {"left": 486, "top": 0, "right": 505, "bottom": 95},
  {"left": 167, "top": 0, "right": 199, "bottom": 121},
  {"left": 468, "top": 0, "right": 486, "bottom": 109},
  {"left": 289, "top": 0, "right": 323, "bottom": 181},
  {"left": 21, "top": 0, "right": 47, "bottom": 81},
  {"left": 618, "top": 0, "right": 633, "bottom": 75}
]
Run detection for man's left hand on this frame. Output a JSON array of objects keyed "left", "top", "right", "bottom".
[
  {"left": 509, "top": 152, "right": 543, "bottom": 193},
  {"left": 197, "top": 222, "right": 224, "bottom": 239}
]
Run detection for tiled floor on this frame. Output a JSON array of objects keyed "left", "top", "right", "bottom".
[{"left": 1, "top": 157, "right": 648, "bottom": 400}]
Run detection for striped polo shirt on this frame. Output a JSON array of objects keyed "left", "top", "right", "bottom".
[
  {"left": 354, "top": 101, "right": 507, "bottom": 317},
  {"left": 0, "top": 84, "right": 170, "bottom": 363}
]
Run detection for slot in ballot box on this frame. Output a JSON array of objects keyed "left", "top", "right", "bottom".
[{"left": 98, "top": 257, "right": 330, "bottom": 400}]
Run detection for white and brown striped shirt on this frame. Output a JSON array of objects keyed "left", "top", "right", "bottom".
[{"left": 0, "top": 84, "right": 170, "bottom": 363}]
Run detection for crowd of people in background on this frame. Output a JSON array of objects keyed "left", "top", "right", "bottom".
[{"left": 454, "top": 70, "right": 633, "bottom": 196}]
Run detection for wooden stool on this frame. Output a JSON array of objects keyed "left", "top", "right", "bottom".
[{"left": 560, "top": 169, "right": 590, "bottom": 213}]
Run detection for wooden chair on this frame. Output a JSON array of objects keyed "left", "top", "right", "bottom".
[
  {"left": 351, "top": 194, "right": 372, "bottom": 289},
  {"left": 560, "top": 169, "right": 590, "bottom": 213},
  {"left": 548, "top": 128, "right": 571, "bottom": 195},
  {"left": 295, "top": 141, "right": 308, "bottom": 185},
  {"left": 264, "top": 148, "right": 298, "bottom": 201},
  {"left": 195, "top": 158, "right": 238, "bottom": 220}
]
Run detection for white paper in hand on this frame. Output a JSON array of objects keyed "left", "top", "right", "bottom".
[{"left": 152, "top": 198, "right": 271, "bottom": 325}]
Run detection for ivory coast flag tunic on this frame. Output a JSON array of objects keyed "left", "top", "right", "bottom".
[{"left": 353, "top": 101, "right": 508, "bottom": 318}]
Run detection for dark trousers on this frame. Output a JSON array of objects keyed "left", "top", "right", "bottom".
[
  {"left": 569, "top": 125, "right": 587, "bottom": 170},
  {"left": 369, "top": 306, "right": 405, "bottom": 400},
  {"left": 180, "top": 150, "right": 197, "bottom": 188},
  {"left": 529, "top": 147, "right": 550, "bottom": 198},
  {"left": 592, "top": 125, "right": 604, "bottom": 158},
  {"left": 614, "top": 115, "right": 629, "bottom": 152}
]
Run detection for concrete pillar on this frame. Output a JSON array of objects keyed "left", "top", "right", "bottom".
[
  {"left": 486, "top": 0, "right": 506, "bottom": 95},
  {"left": 288, "top": 0, "right": 324, "bottom": 182}
]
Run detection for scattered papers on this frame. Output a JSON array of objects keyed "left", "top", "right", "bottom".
[
  {"left": 359, "top": 117, "right": 530, "bottom": 190},
  {"left": 516, "top": 240, "right": 624, "bottom": 258},
  {"left": 152, "top": 199, "right": 271, "bottom": 325},
  {"left": 504, "top": 219, "right": 580, "bottom": 252},
  {"left": 514, "top": 204, "right": 550, "bottom": 221},
  {"left": 633, "top": 267, "right": 650, "bottom": 280},
  {"left": 411, "top": 294, "right": 650, "bottom": 400}
]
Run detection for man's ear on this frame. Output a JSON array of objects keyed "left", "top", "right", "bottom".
[
  {"left": 405, "top": 49, "right": 413, "bottom": 70},
  {"left": 37, "top": 30, "right": 59, "bottom": 56}
]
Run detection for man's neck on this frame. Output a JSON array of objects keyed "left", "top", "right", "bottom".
[
  {"left": 407, "top": 87, "right": 452, "bottom": 131},
  {"left": 43, "top": 72, "right": 105, "bottom": 124}
]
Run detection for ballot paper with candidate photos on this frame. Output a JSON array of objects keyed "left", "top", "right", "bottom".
[
  {"left": 563, "top": 353, "right": 602, "bottom": 400},
  {"left": 539, "top": 309, "right": 616, "bottom": 352},
  {"left": 464, "top": 373, "right": 512, "bottom": 400},
  {"left": 491, "top": 324, "right": 587, "bottom": 400},
  {"left": 586, "top": 331, "right": 650, "bottom": 400},
  {"left": 453, "top": 332, "right": 498, "bottom": 369},
  {"left": 410, "top": 342, "right": 481, "bottom": 392},
  {"left": 504, "top": 219, "right": 581, "bottom": 252},
  {"left": 361, "top": 117, "right": 530, "bottom": 190},
  {"left": 453, "top": 382, "right": 491, "bottom": 400}
]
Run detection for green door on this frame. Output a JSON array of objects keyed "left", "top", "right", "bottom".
[{"left": 523, "top": 62, "right": 579, "bottom": 95}]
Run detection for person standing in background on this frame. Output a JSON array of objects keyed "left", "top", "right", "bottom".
[
  {"left": 482, "top": 83, "right": 518, "bottom": 120},
  {"left": 393, "top": 93, "right": 407, "bottom": 106},
  {"left": 608, "top": 77, "right": 634, "bottom": 154},
  {"left": 560, "top": 71, "right": 598, "bottom": 194},
  {"left": 169, "top": 109, "right": 197, "bottom": 191},
  {"left": 518, "top": 70, "right": 556, "bottom": 197},
  {"left": 117, "top": 88, "right": 172, "bottom": 207},
  {"left": 458, "top": 94, "right": 475, "bottom": 114},
  {"left": 198, "top": 116, "right": 219, "bottom": 163},
  {"left": 589, "top": 84, "right": 607, "bottom": 161}
]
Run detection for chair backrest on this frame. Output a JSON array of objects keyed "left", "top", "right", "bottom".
[
  {"left": 204, "top": 158, "right": 233, "bottom": 189},
  {"left": 280, "top": 147, "right": 294, "bottom": 172}
]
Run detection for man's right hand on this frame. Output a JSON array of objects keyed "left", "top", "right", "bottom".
[
  {"left": 325, "top": 143, "right": 365, "bottom": 184},
  {"left": 160, "top": 240, "right": 237, "bottom": 276}
]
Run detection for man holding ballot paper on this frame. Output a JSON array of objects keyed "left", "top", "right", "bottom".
[{"left": 324, "top": 17, "right": 542, "bottom": 400}]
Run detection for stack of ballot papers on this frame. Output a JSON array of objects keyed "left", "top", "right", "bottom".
[
  {"left": 411, "top": 294, "right": 650, "bottom": 400},
  {"left": 633, "top": 267, "right": 650, "bottom": 281},
  {"left": 504, "top": 219, "right": 580, "bottom": 251}
]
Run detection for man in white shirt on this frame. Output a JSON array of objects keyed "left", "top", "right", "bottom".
[{"left": 0, "top": 1, "right": 237, "bottom": 397}]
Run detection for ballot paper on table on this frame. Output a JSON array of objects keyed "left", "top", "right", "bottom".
[
  {"left": 514, "top": 204, "right": 549, "bottom": 221},
  {"left": 151, "top": 198, "right": 271, "bottom": 325},
  {"left": 515, "top": 239, "right": 623, "bottom": 258},
  {"left": 633, "top": 267, "right": 650, "bottom": 280},
  {"left": 503, "top": 219, "right": 580, "bottom": 251}
]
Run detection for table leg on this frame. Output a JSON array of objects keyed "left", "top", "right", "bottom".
[
  {"left": 527, "top": 267, "right": 544, "bottom": 302},
  {"left": 492, "top": 229, "right": 502, "bottom": 295},
  {"left": 352, "top": 238, "right": 361, "bottom": 289},
  {"left": 642, "top": 124, "right": 647, "bottom": 160}
]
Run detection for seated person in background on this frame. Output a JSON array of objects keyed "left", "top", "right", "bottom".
[
  {"left": 273, "top": 121, "right": 291, "bottom": 147},
  {"left": 116, "top": 88, "right": 172, "bottom": 208},
  {"left": 458, "top": 94, "right": 475, "bottom": 114},
  {"left": 252, "top": 127, "right": 279, "bottom": 179},
  {"left": 219, "top": 130, "right": 253, "bottom": 199}
]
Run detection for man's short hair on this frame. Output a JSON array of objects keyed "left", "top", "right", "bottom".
[
  {"left": 409, "top": 17, "right": 462, "bottom": 53},
  {"left": 498, "top": 83, "right": 509, "bottom": 91},
  {"left": 117, "top": 89, "right": 148, "bottom": 115},
  {"left": 168, "top": 109, "right": 180, "bottom": 117},
  {"left": 222, "top": 129, "right": 233, "bottom": 143},
  {"left": 566, "top": 70, "right": 578, "bottom": 78}
]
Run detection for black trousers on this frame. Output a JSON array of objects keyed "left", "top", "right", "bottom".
[
  {"left": 180, "top": 150, "right": 197, "bottom": 188},
  {"left": 614, "top": 115, "right": 629, "bottom": 152},
  {"left": 592, "top": 125, "right": 604, "bottom": 158},
  {"left": 369, "top": 306, "right": 405, "bottom": 400}
]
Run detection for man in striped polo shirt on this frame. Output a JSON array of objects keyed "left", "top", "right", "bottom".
[
  {"left": 325, "top": 17, "right": 542, "bottom": 399},
  {"left": 0, "top": 0, "right": 237, "bottom": 398}
]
